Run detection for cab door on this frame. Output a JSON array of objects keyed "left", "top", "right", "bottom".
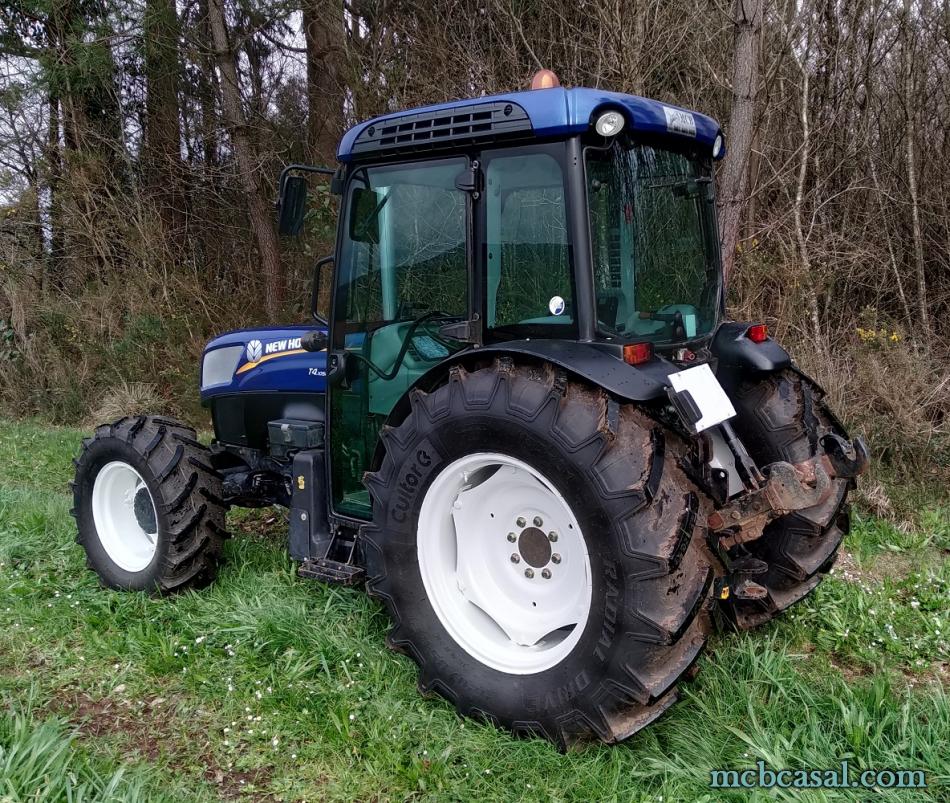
[{"left": 328, "top": 157, "right": 470, "bottom": 519}]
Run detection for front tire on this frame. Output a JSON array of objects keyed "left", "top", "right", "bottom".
[
  {"left": 362, "top": 360, "right": 711, "bottom": 747},
  {"left": 71, "top": 415, "right": 228, "bottom": 593}
]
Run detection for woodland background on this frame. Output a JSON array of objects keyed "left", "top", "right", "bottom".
[{"left": 0, "top": 0, "right": 948, "bottom": 511}]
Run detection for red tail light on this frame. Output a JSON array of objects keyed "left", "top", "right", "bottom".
[
  {"left": 623, "top": 342, "right": 653, "bottom": 365},
  {"left": 746, "top": 324, "right": 768, "bottom": 343}
]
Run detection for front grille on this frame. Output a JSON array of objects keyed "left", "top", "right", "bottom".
[{"left": 351, "top": 101, "right": 532, "bottom": 157}]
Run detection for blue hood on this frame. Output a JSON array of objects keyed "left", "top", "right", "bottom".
[{"left": 200, "top": 324, "right": 328, "bottom": 399}]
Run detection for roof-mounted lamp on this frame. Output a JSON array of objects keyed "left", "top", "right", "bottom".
[{"left": 530, "top": 69, "right": 561, "bottom": 90}]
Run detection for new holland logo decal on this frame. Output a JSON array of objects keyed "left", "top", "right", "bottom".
[
  {"left": 246, "top": 339, "right": 263, "bottom": 362},
  {"left": 236, "top": 337, "right": 307, "bottom": 374}
]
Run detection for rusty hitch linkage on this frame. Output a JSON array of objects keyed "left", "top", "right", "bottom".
[{"left": 708, "top": 432, "right": 868, "bottom": 603}]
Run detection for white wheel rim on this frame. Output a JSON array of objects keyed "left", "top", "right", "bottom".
[
  {"left": 417, "top": 453, "right": 592, "bottom": 675},
  {"left": 91, "top": 461, "right": 159, "bottom": 573}
]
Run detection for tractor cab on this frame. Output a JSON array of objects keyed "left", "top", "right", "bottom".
[{"left": 280, "top": 78, "right": 730, "bottom": 520}]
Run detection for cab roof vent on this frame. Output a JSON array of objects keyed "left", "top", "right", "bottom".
[{"left": 351, "top": 101, "right": 532, "bottom": 157}]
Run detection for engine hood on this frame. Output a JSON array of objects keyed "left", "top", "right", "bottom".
[{"left": 200, "top": 324, "right": 328, "bottom": 399}]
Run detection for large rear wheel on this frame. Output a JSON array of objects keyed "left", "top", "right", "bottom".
[
  {"left": 723, "top": 370, "right": 851, "bottom": 628},
  {"left": 362, "top": 360, "right": 712, "bottom": 747}
]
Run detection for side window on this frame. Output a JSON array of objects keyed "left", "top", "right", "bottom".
[
  {"left": 485, "top": 151, "right": 572, "bottom": 329},
  {"left": 337, "top": 159, "right": 467, "bottom": 335}
]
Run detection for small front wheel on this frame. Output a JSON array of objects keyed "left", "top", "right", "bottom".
[{"left": 72, "top": 416, "right": 228, "bottom": 593}]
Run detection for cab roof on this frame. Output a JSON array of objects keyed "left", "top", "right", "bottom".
[{"left": 337, "top": 86, "right": 722, "bottom": 163}]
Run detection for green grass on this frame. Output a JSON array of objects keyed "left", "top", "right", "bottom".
[{"left": 0, "top": 420, "right": 947, "bottom": 801}]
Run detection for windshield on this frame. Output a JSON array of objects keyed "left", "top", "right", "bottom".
[{"left": 585, "top": 139, "right": 721, "bottom": 344}]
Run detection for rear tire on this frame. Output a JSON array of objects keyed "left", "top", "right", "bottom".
[
  {"left": 362, "top": 360, "right": 711, "bottom": 747},
  {"left": 723, "top": 370, "right": 851, "bottom": 628},
  {"left": 71, "top": 415, "right": 228, "bottom": 593}
]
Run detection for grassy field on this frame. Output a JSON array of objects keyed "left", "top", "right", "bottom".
[{"left": 0, "top": 420, "right": 947, "bottom": 802}]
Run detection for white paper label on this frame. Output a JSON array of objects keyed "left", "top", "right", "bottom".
[{"left": 663, "top": 106, "right": 697, "bottom": 137}]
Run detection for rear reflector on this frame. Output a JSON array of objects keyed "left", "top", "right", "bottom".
[
  {"left": 746, "top": 324, "right": 768, "bottom": 343},
  {"left": 623, "top": 342, "right": 653, "bottom": 365}
]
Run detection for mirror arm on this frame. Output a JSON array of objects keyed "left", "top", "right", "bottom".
[
  {"left": 311, "top": 255, "right": 334, "bottom": 324},
  {"left": 277, "top": 163, "right": 337, "bottom": 197}
]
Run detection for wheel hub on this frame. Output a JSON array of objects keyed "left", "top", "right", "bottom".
[
  {"left": 417, "top": 453, "right": 592, "bottom": 675},
  {"left": 516, "top": 526, "right": 551, "bottom": 568},
  {"left": 133, "top": 487, "right": 157, "bottom": 533},
  {"left": 91, "top": 461, "right": 159, "bottom": 573}
]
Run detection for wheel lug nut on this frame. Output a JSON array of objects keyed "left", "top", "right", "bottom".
[
  {"left": 548, "top": 531, "right": 558, "bottom": 542},
  {"left": 551, "top": 553, "right": 561, "bottom": 564},
  {"left": 507, "top": 532, "right": 517, "bottom": 542},
  {"left": 516, "top": 517, "right": 526, "bottom": 527},
  {"left": 524, "top": 568, "right": 534, "bottom": 578},
  {"left": 510, "top": 553, "right": 520, "bottom": 563},
  {"left": 541, "top": 568, "right": 552, "bottom": 579},
  {"left": 533, "top": 516, "right": 543, "bottom": 527}
]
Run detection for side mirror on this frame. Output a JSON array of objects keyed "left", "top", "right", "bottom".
[
  {"left": 348, "top": 187, "right": 384, "bottom": 244},
  {"left": 278, "top": 175, "right": 308, "bottom": 236},
  {"left": 301, "top": 330, "right": 328, "bottom": 352},
  {"left": 311, "top": 255, "right": 333, "bottom": 324}
]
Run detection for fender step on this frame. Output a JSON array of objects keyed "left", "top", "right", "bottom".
[{"left": 298, "top": 557, "right": 365, "bottom": 586}]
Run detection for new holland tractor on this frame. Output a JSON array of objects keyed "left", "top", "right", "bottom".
[{"left": 72, "top": 71, "right": 867, "bottom": 747}]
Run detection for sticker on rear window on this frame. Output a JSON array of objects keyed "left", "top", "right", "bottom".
[{"left": 663, "top": 106, "right": 696, "bottom": 137}]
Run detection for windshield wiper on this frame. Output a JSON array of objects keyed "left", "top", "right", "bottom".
[
  {"left": 645, "top": 176, "right": 712, "bottom": 190},
  {"left": 646, "top": 176, "right": 712, "bottom": 199},
  {"left": 639, "top": 310, "right": 689, "bottom": 340}
]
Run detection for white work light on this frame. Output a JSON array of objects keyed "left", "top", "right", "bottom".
[
  {"left": 594, "top": 111, "right": 625, "bottom": 137},
  {"left": 713, "top": 134, "right": 724, "bottom": 158}
]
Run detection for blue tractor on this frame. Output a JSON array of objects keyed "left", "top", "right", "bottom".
[{"left": 72, "top": 73, "right": 867, "bottom": 746}]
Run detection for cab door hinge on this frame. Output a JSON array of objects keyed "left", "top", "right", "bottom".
[{"left": 454, "top": 160, "right": 483, "bottom": 198}]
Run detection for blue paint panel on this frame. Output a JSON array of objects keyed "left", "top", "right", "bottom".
[
  {"left": 337, "top": 87, "right": 722, "bottom": 161},
  {"left": 200, "top": 325, "right": 328, "bottom": 399}
]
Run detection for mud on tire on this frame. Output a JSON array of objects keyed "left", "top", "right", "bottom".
[
  {"left": 361, "top": 360, "right": 712, "bottom": 747},
  {"left": 723, "top": 370, "right": 851, "bottom": 628},
  {"left": 71, "top": 415, "right": 229, "bottom": 593}
]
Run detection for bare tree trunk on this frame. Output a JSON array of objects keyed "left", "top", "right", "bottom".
[
  {"left": 303, "top": 0, "right": 344, "bottom": 163},
  {"left": 790, "top": 34, "right": 823, "bottom": 353},
  {"left": 197, "top": 0, "right": 219, "bottom": 168},
  {"left": 46, "top": 93, "right": 65, "bottom": 291},
  {"left": 901, "top": 0, "right": 931, "bottom": 349},
  {"left": 207, "top": 0, "right": 283, "bottom": 318},
  {"left": 143, "top": 0, "right": 184, "bottom": 229},
  {"left": 743, "top": 125, "right": 761, "bottom": 243},
  {"left": 718, "top": 0, "right": 762, "bottom": 286}
]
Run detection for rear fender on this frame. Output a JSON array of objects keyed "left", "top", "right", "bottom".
[
  {"left": 372, "top": 340, "right": 677, "bottom": 472},
  {"left": 415, "top": 339, "right": 676, "bottom": 402},
  {"left": 711, "top": 322, "right": 792, "bottom": 375}
]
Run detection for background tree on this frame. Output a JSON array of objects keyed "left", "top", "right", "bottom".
[
  {"left": 718, "top": 0, "right": 762, "bottom": 285},
  {"left": 0, "top": 0, "right": 946, "bottom": 492}
]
